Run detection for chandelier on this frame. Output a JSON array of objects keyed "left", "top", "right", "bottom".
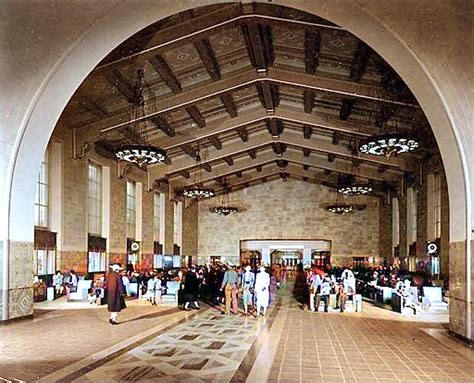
[
  {"left": 359, "top": 133, "right": 419, "bottom": 157},
  {"left": 115, "top": 69, "right": 167, "bottom": 167},
  {"left": 338, "top": 184, "right": 372, "bottom": 196},
  {"left": 182, "top": 143, "right": 215, "bottom": 199},
  {"left": 326, "top": 204, "right": 354, "bottom": 214},
  {"left": 211, "top": 183, "right": 238, "bottom": 216}
]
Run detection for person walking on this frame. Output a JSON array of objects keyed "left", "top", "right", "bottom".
[
  {"left": 240, "top": 265, "right": 255, "bottom": 316},
  {"left": 183, "top": 265, "right": 201, "bottom": 311},
  {"left": 106, "top": 264, "right": 126, "bottom": 325},
  {"left": 255, "top": 265, "right": 270, "bottom": 317},
  {"left": 221, "top": 264, "right": 239, "bottom": 315}
]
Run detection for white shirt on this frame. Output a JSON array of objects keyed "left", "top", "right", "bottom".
[{"left": 320, "top": 281, "right": 331, "bottom": 295}]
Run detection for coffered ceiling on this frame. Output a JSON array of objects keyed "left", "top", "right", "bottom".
[{"left": 58, "top": 2, "right": 438, "bottom": 197}]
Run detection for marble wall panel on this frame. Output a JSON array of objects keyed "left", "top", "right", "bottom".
[
  {"left": 8, "top": 287, "right": 33, "bottom": 319},
  {"left": 9, "top": 241, "right": 34, "bottom": 289}
]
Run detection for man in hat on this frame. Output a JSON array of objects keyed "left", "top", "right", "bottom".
[
  {"left": 106, "top": 264, "right": 126, "bottom": 324},
  {"left": 221, "top": 263, "right": 239, "bottom": 315}
]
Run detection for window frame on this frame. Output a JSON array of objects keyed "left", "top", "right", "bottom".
[{"left": 87, "top": 162, "right": 103, "bottom": 236}]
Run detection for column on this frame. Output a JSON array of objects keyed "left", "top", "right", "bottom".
[
  {"left": 262, "top": 246, "right": 270, "bottom": 265},
  {"left": 303, "top": 245, "right": 312, "bottom": 265}
]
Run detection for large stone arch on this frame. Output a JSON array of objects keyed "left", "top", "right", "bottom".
[{"left": 1, "top": 0, "right": 471, "bottom": 338}]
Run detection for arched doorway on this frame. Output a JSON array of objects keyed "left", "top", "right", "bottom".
[{"left": 1, "top": 0, "right": 471, "bottom": 341}]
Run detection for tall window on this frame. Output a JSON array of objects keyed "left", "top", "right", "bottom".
[
  {"left": 35, "top": 148, "right": 50, "bottom": 228},
  {"left": 126, "top": 181, "right": 136, "bottom": 238},
  {"left": 433, "top": 173, "right": 442, "bottom": 239},
  {"left": 88, "top": 251, "right": 106, "bottom": 272},
  {"left": 88, "top": 162, "right": 102, "bottom": 236},
  {"left": 153, "top": 193, "right": 161, "bottom": 242},
  {"left": 36, "top": 249, "right": 55, "bottom": 275},
  {"left": 407, "top": 188, "right": 417, "bottom": 244},
  {"left": 173, "top": 201, "right": 183, "bottom": 248},
  {"left": 392, "top": 197, "right": 400, "bottom": 248}
]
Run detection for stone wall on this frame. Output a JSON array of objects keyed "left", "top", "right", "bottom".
[
  {"left": 198, "top": 179, "right": 379, "bottom": 265},
  {"left": 182, "top": 201, "right": 198, "bottom": 257},
  {"left": 379, "top": 197, "right": 392, "bottom": 259}
]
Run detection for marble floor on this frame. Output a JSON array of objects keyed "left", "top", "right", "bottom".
[{"left": 0, "top": 284, "right": 472, "bottom": 383}]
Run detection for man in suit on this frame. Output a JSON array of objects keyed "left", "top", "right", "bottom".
[
  {"left": 183, "top": 265, "right": 201, "bottom": 310},
  {"left": 106, "top": 264, "right": 126, "bottom": 325}
]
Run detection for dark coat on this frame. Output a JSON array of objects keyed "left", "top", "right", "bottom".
[
  {"left": 106, "top": 271, "right": 126, "bottom": 312},
  {"left": 183, "top": 271, "right": 200, "bottom": 299}
]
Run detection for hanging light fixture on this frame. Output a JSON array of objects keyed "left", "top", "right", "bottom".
[
  {"left": 359, "top": 133, "right": 419, "bottom": 157},
  {"left": 326, "top": 185, "right": 353, "bottom": 215},
  {"left": 337, "top": 154, "right": 373, "bottom": 196},
  {"left": 326, "top": 204, "right": 354, "bottom": 214},
  {"left": 211, "top": 181, "right": 238, "bottom": 216},
  {"left": 115, "top": 69, "right": 167, "bottom": 167},
  {"left": 182, "top": 143, "right": 215, "bottom": 199},
  {"left": 337, "top": 184, "right": 372, "bottom": 196},
  {"left": 359, "top": 102, "right": 418, "bottom": 158}
]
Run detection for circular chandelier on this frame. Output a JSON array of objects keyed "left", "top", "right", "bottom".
[
  {"left": 359, "top": 133, "right": 418, "bottom": 157},
  {"left": 116, "top": 144, "right": 166, "bottom": 167},
  {"left": 212, "top": 206, "right": 238, "bottom": 216},
  {"left": 114, "top": 69, "right": 167, "bottom": 167},
  {"left": 338, "top": 184, "right": 372, "bottom": 196},
  {"left": 182, "top": 143, "right": 215, "bottom": 199},
  {"left": 326, "top": 204, "right": 354, "bottom": 215},
  {"left": 183, "top": 185, "right": 215, "bottom": 199}
]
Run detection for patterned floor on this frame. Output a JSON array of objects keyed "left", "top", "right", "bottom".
[
  {"left": 72, "top": 308, "right": 273, "bottom": 383},
  {"left": 2, "top": 284, "right": 473, "bottom": 383}
]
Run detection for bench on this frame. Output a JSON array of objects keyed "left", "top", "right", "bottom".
[
  {"left": 161, "top": 281, "right": 180, "bottom": 306},
  {"left": 422, "top": 286, "right": 448, "bottom": 311},
  {"left": 69, "top": 280, "right": 92, "bottom": 301}
]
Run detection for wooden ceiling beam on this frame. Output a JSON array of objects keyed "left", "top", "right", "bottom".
[
  {"left": 150, "top": 116, "right": 175, "bottom": 137},
  {"left": 236, "top": 127, "right": 248, "bottom": 142},
  {"left": 167, "top": 148, "right": 396, "bottom": 191},
  {"left": 247, "top": 148, "right": 257, "bottom": 160},
  {"left": 148, "top": 54, "right": 182, "bottom": 94},
  {"left": 80, "top": 98, "right": 108, "bottom": 118},
  {"left": 180, "top": 144, "right": 196, "bottom": 158},
  {"left": 305, "top": 31, "right": 321, "bottom": 75},
  {"left": 202, "top": 163, "right": 212, "bottom": 173},
  {"left": 103, "top": 69, "right": 135, "bottom": 102},
  {"left": 303, "top": 148, "right": 311, "bottom": 158},
  {"left": 194, "top": 38, "right": 221, "bottom": 81},
  {"left": 185, "top": 105, "right": 206, "bottom": 128},
  {"left": 339, "top": 98, "right": 355, "bottom": 120},
  {"left": 304, "top": 90, "right": 314, "bottom": 113},
  {"left": 258, "top": 82, "right": 275, "bottom": 112},
  {"left": 242, "top": 23, "right": 267, "bottom": 70},
  {"left": 220, "top": 93, "right": 238, "bottom": 118},
  {"left": 208, "top": 136, "right": 222, "bottom": 150},
  {"left": 350, "top": 41, "right": 371, "bottom": 82},
  {"left": 93, "top": 68, "right": 417, "bottom": 137},
  {"left": 223, "top": 156, "right": 234, "bottom": 166},
  {"left": 303, "top": 124, "right": 313, "bottom": 139},
  {"left": 267, "top": 118, "right": 283, "bottom": 138}
]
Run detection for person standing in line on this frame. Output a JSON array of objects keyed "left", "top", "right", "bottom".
[
  {"left": 318, "top": 277, "right": 331, "bottom": 313},
  {"left": 221, "top": 264, "right": 239, "bottom": 315},
  {"left": 240, "top": 265, "right": 255, "bottom": 316},
  {"left": 255, "top": 265, "right": 270, "bottom": 318},
  {"left": 106, "top": 264, "right": 126, "bottom": 325},
  {"left": 183, "top": 265, "right": 201, "bottom": 311},
  {"left": 337, "top": 282, "right": 347, "bottom": 313}
]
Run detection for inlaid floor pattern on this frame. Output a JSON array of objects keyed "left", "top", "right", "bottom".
[{"left": 74, "top": 309, "right": 269, "bottom": 382}]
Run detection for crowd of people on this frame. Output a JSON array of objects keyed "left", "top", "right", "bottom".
[{"left": 292, "top": 263, "right": 358, "bottom": 313}]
